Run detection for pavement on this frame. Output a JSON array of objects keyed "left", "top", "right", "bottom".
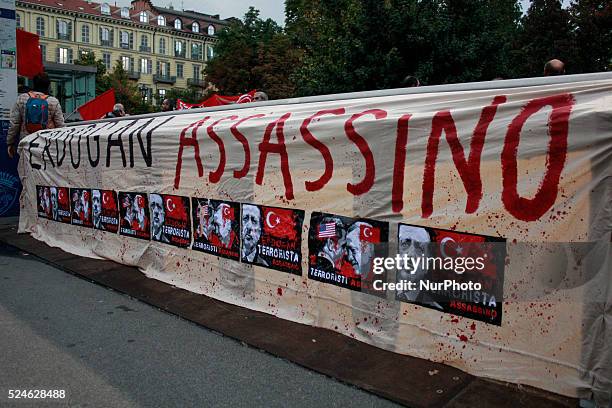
[{"left": 0, "top": 241, "right": 402, "bottom": 408}]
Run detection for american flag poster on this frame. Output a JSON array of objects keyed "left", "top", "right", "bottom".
[{"left": 308, "top": 212, "right": 388, "bottom": 294}]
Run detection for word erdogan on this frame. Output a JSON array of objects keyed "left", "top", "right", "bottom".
[{"left": 175, "top": 94, "right": 574, "bottom": 222}]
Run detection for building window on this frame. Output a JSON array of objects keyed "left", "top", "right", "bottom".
[
  {"left": 40, "top": 44, "right": 47, "bottom": 61},
  {"left": 176, "top": 63, "right": 183, "bottom": 78},
  {"left": 57, "top": 20, "right": 71, "bottom": 41},
  {"left": 174, "top": 18, "right": 182, "bottom": 30},
  {"left": 207, "top": 25, "right": 215, "bottom": 36},
  {"left": 81, "top": 24, "right": 90, "bottom": 43},
  {"left": 158, "top": 88, "right": 166, "bottom": 103},
  {"left": 120, "top": 31, "right": 132, "bottom": 49},
  {"left": 36, "top": 17, "right": 45, "bottom": 37},
  {"left": 16, "top": 13, "right": 20, "bottom": 28},
  {"left": 192, "top": 21, "right": 199, "bottom": 33},
  {"left": 140, "top": 58, "right": 152, "bottom": 74},
  {"left": 121, "top": 7, "right": 130, "bottom": 19},
  {"left": 100, "top": 27, "right": 112, "bottom": 46},
  {"left": 57, "top": 47, "right": 70, "bottom": 64},
  {"left": 175, "top": 40, "right": 185, "bottom": 58},
  {"left": 159, "top": 37, "right": 166, "bottom": 55},
  {"left": 191, "top": 43, "right": 203, "bottom": 60},
  {"left": 103, "top": 53, "right": 111, "bottom": 70},
  {"left": 142, "top": 36, "right": 149, "bottom": 47},
  {"left": 193, "top": 64, "right": 200, "bottom": 80},
  {"left": 157, "top": 15, "right": 165, "bottom": 26},
  {"left": 121, "top": 56, "right": 130, "bottom": 71},
  {"left": 101, "top": 3, "right": 110, "bottom": 16},
  {"left": 157, "top": 61, "right": 170, "bottom": 76},
  {"left": 206, "top": 45, "right": 214, "bottom": 61},
  {"left": 139, "top": 11, "right": 148, "bottom": 23}
]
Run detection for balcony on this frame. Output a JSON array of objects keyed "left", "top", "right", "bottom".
[
  {"left": 153, "top": 74, "right": 176, "bottom": 84},
  {"left": 57, "top": 33, "right": 70, "bottom": 41},
  {"left": 187, "top": 78, "right": 206, "bottom": 88},
  {"left": 174, "top": 51, "right": 186, "bottom": 58},
  {"left": 127, "top": 71, "right": 140, "bottom": 80},
  {"left": 100, "top": 40, "right": 112, "bottom": 47},
  {"left": 139, "top": 45, "right": 151, "bottom": 52},
  {"left": 191, "top": 53, "right": 202, "bottom": 61},
  {"left": 120, "top": 43, "right": 131, "bottom": 49}
]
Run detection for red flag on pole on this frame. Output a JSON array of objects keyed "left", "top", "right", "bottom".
[
  {"left": 16, "top": 29, "right": 44, "bottom": 78},
  {"left": 78, "top": 89, "right": 116, "bottom": 121}
]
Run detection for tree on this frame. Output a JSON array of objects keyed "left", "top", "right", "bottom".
[
  {"left": 570, "top": 0, "right": 612, "bottom": 73},
  {"left": 106, "top": 61, "right": 151, "bottom": 115},
  {"left": 514, "top": 0, "right": 574, "bottom": 76},
  {"left": 287, "top": 0, "right": 522, "bottom": 96},
  {"left": 165, "top": 86, "right": 213, "bottom": 105},
  {"left": 204, "top": 7, "right": 301, "bottom": 99}
]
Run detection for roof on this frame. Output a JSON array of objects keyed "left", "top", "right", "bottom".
[{"left": 19, "top": 0, "right": 230, "bottom": 33}]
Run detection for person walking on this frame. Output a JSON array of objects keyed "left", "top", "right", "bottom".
[{"left": 7, "top": 72, "right": 64, "bottom": 159}]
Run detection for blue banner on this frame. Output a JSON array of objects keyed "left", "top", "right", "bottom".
[{"left": 0, "top": 119, "right": 20, "bottom": 217}]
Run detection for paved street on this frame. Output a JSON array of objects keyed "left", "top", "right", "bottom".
[{"left": 0, "top": 241, "right": 399, "bottom": 408}]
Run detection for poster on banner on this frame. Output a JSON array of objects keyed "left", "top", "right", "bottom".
[
  {"left": 92, "top": 189, "right": 119, "bottom": 232},
  {"left": 192, "top": 198, "right": 240, "bottom": 260},
  {"left": 36, "top": 185, "right": 50, "bottom": 219},
  {"left": 396, "top": 224, "right": 505, "bottom": 325},
  {"left": 150, "top": 193, "right": 191, "bottom": 248},
  {"left": 308, "top": 212, "right": 389, "bottom": 293},
  {"left": 50, "top": 186, "right": 70, "bottom": 223},
  {"left": 119, "top": 192, "right": 150, "bottom": 240},
  {"left": 241, "top": 204, "right": 304, "bottom": 275},
  {"left": 70, "top": 188, "right": 92, "bottom": 228}
]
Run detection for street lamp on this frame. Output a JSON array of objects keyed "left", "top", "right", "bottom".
[{"left": 138, "top": 84, "right": 147, "bottom": 104}]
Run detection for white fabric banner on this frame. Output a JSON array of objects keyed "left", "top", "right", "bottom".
[{"left": 18, "top": 79, "right": 612, "bottom": 404}]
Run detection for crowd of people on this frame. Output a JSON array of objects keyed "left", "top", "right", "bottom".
[{"left": 6, "top": 60, "right": 564, "bottom": 160}]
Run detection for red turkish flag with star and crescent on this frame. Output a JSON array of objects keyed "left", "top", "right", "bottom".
[
  {"left": 165, "top": 195, "right": 188, "bottom": 222},
  {"left": 263, "top": 207, "right": 297, "bottom": 241},
  {"left": 360, "top": 224, "right": 380, "bottom": 243}
]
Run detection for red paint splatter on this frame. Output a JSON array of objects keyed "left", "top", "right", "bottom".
[
  {"left": 459, "top": 335, "right": 468, "bottom": 342},
  {"left": 277, "top": 287, "right": 283, "bottom": 296}
]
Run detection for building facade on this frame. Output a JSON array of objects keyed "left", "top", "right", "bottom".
[{"left": 15, "top": 0, "right": 230, "bottom": 106}]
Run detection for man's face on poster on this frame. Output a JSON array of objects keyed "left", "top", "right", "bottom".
[
  {"left": 92, "top": 190, "right": 101, "bottom": 221},
  {"left": 150, "top": 194, "right": 165, "bottom": 232},
  {"left": 398, "top": 225, "right": 430, "bottom": 281},
  {"left": 214, "top": 204, "right": 232, "bottom": 240},
  {"left": 242, "top": 205, "right": 261, "bottom": 255},
  {"left": 50, "top": 188, "right": 58, "bottom": 209},
  {"left": 345, "top": 223, "right": 375, "bottom": 276}
]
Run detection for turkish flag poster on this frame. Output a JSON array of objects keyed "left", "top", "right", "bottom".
[
  {"left": 50, "top": 186, "right": 71, "bottom": 224},
  {"left": 70, "top": 188, "right": 93, "bottom": 228},
  {"left": 92, "top": 189, "right": 119, "bottom": 232},
  {"left": 191, "top": 198, "right": 240, "bottom": 260},
  {"left": 397, "top": 223, "right": 506, "bottom": 326},
  {"left": 118, "top": 192, "right": 150, "bottom": 240},
  {"left": 240, "top": 203, "right": 305, "bottom": 275},
  {"left": 149, "top": 194, "right": 191, "bottom": 248},
  {"left": 308, "top": 212, "right": 389, "bottom": 294}
]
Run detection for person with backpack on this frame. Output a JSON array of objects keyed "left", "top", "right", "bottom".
[{"left": 7, "top": 72, "right": 65, "bottom": 159}]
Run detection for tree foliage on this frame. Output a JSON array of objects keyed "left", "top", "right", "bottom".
[
  {"left": 569, "top": 0, "right": 612, "bottom": 73},
  {"left": 204, "top": 7, "right": 301, "bottom": 99}
]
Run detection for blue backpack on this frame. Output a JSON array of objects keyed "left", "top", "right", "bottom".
[{"left": 25, "top": 92, "right": 49, "bottom": 133}]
